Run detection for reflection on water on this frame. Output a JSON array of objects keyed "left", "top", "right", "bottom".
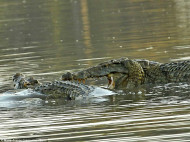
[{"left": 0, "top": 0, "right": 190, "bottom": 141}]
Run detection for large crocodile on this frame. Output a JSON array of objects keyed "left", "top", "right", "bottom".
[
  {"left": 62, "top": 58, "right": 190, "bottom": 89},
  {"left": 10, "top": 73, "right": 114, "bottom": 100}
]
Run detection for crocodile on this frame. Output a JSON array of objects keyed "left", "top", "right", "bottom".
[
  {"left": 10, "top": 73, "right": 114, "bottom": 100},
  {"left": 62, "top": 58, "right": 190, "bottom": 89}
]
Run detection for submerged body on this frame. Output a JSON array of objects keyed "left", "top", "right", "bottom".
[{"left": 62, "top": 58, "right": 190, "bottom": 89}]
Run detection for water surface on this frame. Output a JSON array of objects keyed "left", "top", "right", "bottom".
[{"left": 0, "top": 0, "right": 190, "bottom": 141}]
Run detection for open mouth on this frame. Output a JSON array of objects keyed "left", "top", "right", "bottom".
[{"left": 62, "top": 72, "right": 116, "bottom": 89}]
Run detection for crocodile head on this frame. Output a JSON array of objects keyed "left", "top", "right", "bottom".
[
  {"left": 13, "top": 73, "right": 40, "bottom": 89},
  {"left": 13, "top": 73, "right": 28, "bottom": 89},
  {"left": 62, "top": 58, "right": 145, "bottom": 89}
]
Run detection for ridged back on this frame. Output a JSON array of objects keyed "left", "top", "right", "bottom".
[
  {"left": 34, "top": 81, "right": 95, "bottom": 99},
  {"left": 160, "top": 60, "right": 190, "bottom": 82},
  {"left": 134, "top": 59, "right": 161, "bottom": 69}
]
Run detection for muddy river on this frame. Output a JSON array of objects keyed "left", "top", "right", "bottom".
[{"left": 0, "top": 0, "right": 190, "bottom": 141}]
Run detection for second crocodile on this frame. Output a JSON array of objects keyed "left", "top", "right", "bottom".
[{"left": 11, "top": 73, "right": 114, "bottom": 100}]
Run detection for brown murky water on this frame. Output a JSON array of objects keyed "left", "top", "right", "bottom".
[{"left": 0, "top": 0, "right": 190, "bottom": 141}]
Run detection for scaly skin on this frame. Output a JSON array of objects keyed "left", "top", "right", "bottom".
[
  {"left": 62, "top": 58, "right": 190, "bottom": 89},
  {"left": 13, "top": 73, "right": 95, "bottom": 100},
  {"left": 34, "top": 81, "right": 94, "bottom": 99}
]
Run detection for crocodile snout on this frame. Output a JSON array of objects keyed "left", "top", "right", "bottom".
[{"left": 62, "top": 72, "right": 86, "bottom": 83}]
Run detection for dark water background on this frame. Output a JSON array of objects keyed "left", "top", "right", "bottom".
[{"left": 0, "top": 0, "right": 190, "bottom": 141}]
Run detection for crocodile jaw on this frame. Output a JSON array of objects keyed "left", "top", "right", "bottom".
[{"left": 61, "top": 58, "right": 146, "bottom": 89}]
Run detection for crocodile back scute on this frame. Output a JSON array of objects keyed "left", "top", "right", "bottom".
[
  {"left": 159, "top": 60, "right": 190, "bottom": 82},
  {"left": 34, "top": 81, "right": 95, "bottom": 99},
  {"left": 134, "top": 59, "right": 161, "bottom": 69}
]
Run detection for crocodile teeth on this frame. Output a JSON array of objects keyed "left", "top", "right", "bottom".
[
  {"left": 82, "top": 79, "right": 85, "bottom": 84},
  {"left": 77, "top": 79, "right": 86, "bottom": 84},
  {"left": 23, "top": 81, "right": 31, "bottom": 87},
  {"left": 107, "top": 75, "right": 115, "bottom": 89},
  {"left": 78, "top": 79, "right": 81, "bottom": 83}
]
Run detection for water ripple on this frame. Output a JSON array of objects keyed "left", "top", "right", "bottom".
[{"left": 0, "top": 104, "right": 189, "bottom": 141}]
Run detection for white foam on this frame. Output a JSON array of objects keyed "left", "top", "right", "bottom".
[{"left": 90, "top": 87, "right": 115, "bottom": 97}]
